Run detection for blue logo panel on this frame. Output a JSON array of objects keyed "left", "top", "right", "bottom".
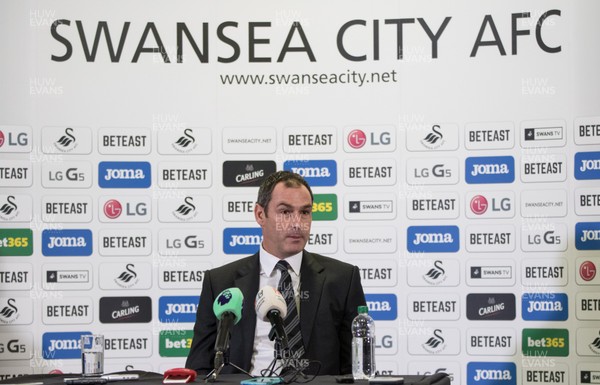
[
  {"left": 522, "top": 293, "right": 568, "bottom": 321},
  {"left": 407, "top": 226, "right": 459, "bottom": 253},
  {"left": 42, "top": 229, "right": 93, "bottom": 256},
  {"left": 159, "top": 296, "right": 199, "bottom": 323},
  {"left": 467, "top": 362, "right": 516, "bottom": 385},
  {"left": 465, "top": 156, "right": 515, "bottom": 184},
  {"left": 283, "top": 160, "right": 337, "bottom": 186},
  {"left": 575, "top": 151, "right": 600, "bottom": 180},
  {"left": 98, "top": 161, "right": 151, "bottom": 188},
  {"left": 43, "top": 331, "right": 91, "bottom": 359},
  {"left": 576, "top": 222, "right": 600, "bottom": 250},
  {"left": 365, "top": 294, "right": 397, "bottom": 321},
  {"left": 223, "top": 228, "right": 262, "bottom": 255}
]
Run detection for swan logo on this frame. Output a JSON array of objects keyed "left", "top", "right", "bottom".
[
  {"left": 421, "top": 125, "right": 445, "bottom": 149},
  {"left": 172, "top": 128, "right": 197, "bottom": 153},
  {"left": 423, "top": 260, "right": 448, "bottom": 285},
  {"left": 173, "top": 196, "right": 198, "bottom": 221},
  {"left": 422, "top": 329, "right": 447, "bottom": 354},
  {"left": 115, "top": 264, "right": 140, "bottom": 288},
  {"left": 0, "top": 195, "right": 19, "bottom": 221},
  {"left": 54, "top": 127, "right": 77, "bottom": 152},
  {"left": 0, "top": 298, "right": 19, "bottom": 324}
]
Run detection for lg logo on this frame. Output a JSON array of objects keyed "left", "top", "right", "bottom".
[
  {"left": 346, "top": 128, "right": 393, "bottom": 151},
  {"left": 348, "top": 130, "right": 367, "bottom": 149},
  {"left": 470, "top": 195, "right": 511, "bottom": 215}
]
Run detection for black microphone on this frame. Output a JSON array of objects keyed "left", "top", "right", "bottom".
[
  {"left": 255, "top": 285, "right": 288, "bottom": 348},
  {"left": 212, "top": 288, "right": 244, "bottom": 370}
]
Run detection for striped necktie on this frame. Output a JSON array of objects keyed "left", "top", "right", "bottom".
[{"left": 275, "top": 260, "right": 305, "bottom": 359}]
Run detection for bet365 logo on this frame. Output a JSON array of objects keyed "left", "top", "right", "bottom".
[
  {"left": 312, "top": 194, "right": 337, "bottom": 221},
  {"left": 159, "top": 330, "right": 193, "bottom": 357},
  {"left": 0, "top": 229, "right": 32, "bottom": 256}
]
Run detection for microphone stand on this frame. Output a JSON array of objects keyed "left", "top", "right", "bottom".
[{"left": 205, "top": 351, "right": 251, "bottom": 382}]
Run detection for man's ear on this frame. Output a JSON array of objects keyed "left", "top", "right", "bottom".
[{"left": 254, "top": 203, "right": 266, "bottom": 225}]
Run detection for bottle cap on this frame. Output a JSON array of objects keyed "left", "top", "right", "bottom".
[{"left": 357, "top": 305, "right": 368, "bottom": 314}]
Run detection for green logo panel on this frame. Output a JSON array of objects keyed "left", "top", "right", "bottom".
[
  {"left": 0, "top": 229, "right": 33, "bottom": 256},
  {"left": 312, "top": 194, "right": 337, "bottom": 221},
  {"left": 522, "top": 328, "right": 569, "bottom": 357},
  {"left": 159, "top": 330, "right": 194, "bottom": 357}
]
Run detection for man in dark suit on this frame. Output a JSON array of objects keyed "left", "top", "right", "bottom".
[{"left": 185, "top": 171, "right": 366, "bottom": 376}]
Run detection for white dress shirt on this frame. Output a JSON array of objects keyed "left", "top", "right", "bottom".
[{"left": 250, "top": 245, "right": 302, "bottom": 375}]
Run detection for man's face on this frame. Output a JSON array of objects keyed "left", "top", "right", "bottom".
[{"left": 254, "top": 182, "right": 313, "bottom": 259}]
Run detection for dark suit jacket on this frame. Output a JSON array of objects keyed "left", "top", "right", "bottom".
[{"left": 185, "top": 251, "right": 366, "bottom": 375}]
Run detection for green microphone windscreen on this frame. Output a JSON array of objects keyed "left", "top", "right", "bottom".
[{"left": 212, "top": 287, "right": 243, "bottom": 324}]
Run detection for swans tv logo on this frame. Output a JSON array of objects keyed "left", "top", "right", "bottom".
[
  {"left": 466, "top": 156, "right": 514, "bottom": 184},
  {"left": 42, "top": 230, "right": 92, "bottom": 257},
  {"left": 42, "top": 331, "right": 90, "bottom": 359},
  {"left": 522, "top": 293, "right": 568, "bottom": 321},
  {"left": 407, "top": 226, "right": 459, "bottom": 253},
  {"left": 42, "top": 126, "right": 92, "bottom": 154},
  {"left": 0, "top": 195, "right": 32, "bottom": 222},
  {"left": 98, "top": 162, "right": 151, "bottom": 188},
  {"left": 284, "top": 160, "right": 337, "bottom": 186},
  {"left": 99, "top": 297, "right": 152, "bottom": 324},
  {"left": 0, "top": 126, "right": 31, "bottom": 153},
  {"left": 576, "top": 222, "right": 600, "bottom": 250},
  {"left": 576, "top": 152, "right": 600, "bottom": 180},
  {"left": 467, "top": 362, "right": 516, "bottom": 385},
  {"left": 365, "top": 294, "right": 397, "bottom": 321},
  {"left": 159, "top": 296, "right": 199, "bottom": 323},
  {"left": 223, "top": 161, "right": 276, "bottom": 187},
  {"left": 223, "top": 228, "right": 262, "bottom": 255}
]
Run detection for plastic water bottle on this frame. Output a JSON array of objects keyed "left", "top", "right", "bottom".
[{"left": 352, "top": 305, "right": 376, "bottom": 379}]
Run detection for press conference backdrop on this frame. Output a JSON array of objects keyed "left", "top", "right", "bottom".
[{"left": 0, "top": 0, "right": 599, "bottom": 384}]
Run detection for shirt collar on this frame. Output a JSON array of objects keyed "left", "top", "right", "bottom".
[{"left": 259, "top": 244, "right": 303, "bottom": 276}]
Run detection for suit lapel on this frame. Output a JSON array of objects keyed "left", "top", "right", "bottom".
[
  {"left": 299, "top": 251, "right": 325, "bottom": 350},
  {"left": 233, "top": 253, "right": 260, "bottom": 368}
]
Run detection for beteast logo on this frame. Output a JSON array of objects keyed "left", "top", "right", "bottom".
[
  {"left": 522, "top": 293, "right": 568, "bottom": 321},
  {"left": 575, "top": 151, "right": 600, "bottom": 180},
  {"left": 576, "top": 187, "right": 600, "bottom": 216},
  {"left": 42, "top": 230, "right": 92, "bottom": 257},
  {"left": 159, "top": 296, "right": 199, "bottom": 323},
  {"left": 284, "top": 160, "right": 337, "bottom": 186},
  {"left": 222, "top": 161, "right": 276, "bottom": 187},
  {"left": 365, "top": 294, "right": 397, "bottom": 321},
  {"left": 0, "top": 161, "right": 32, "bottom": 188},
  {"left": 42, "top": 331, "right": 90, "bottom": 359},
  {"left": 43, "top": 297, "right": 93, "bottom": 325},
  {"left": 580, "top": 260, "right": 597, "bottom": 282},
  {"left": 0, "top": 264, "right": 31, "bottom": 291},
  {"left": 576, "top": 222, "right": 600, "bottom": 250},
  {"left": 0, "top": 127, "right": 30, "bottom": 153},
  {"left": 407, "top": 192, "right": 459, "bottom": 220},
  {"left": 159, "top": 263, "right": 208, "bottom": 290},
  {"left": 407, "top": 226, "right": 459, "bottom": 253},
  {"left": 98, "top": 128, "right": 151, "bottom": 155},
  {"left": 466, "top": 156, "right": 515, "bottom": 184},
  {"left": 223, "top": 228, "right": 262, "bottom": 255},
  {"left": 467, "top": 362, "right": 516, "bottom": 385},
  {"left": 344, "top": 126, "right": 394, "bottom": 152},
  {"left": 465, "top": 123, "right": 514, "bottom": 150},
  {"left": 99, "top": 297, "right": 152, "bottom": 324},
  {"left": 344, "top": 159, "right": 396, "bottom": 186},
  {"left": 98, "top": 161, "right": 151, "bottom": 188},
  {"left": 467, "top": 294, "right": 516, "bottom": 321},
  {"left": 43, "top": 195, "right": 91, "bottom": 223},
  {"left": 521, "top": 155, "right": 566, "bottom": 183}
]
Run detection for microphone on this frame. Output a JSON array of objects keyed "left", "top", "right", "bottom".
[
  {"left": 255, "top": 285, "right": 288, "bottom": 348},
  {"left": 212, "top": 287, "right": 243, "bottom": 371}
]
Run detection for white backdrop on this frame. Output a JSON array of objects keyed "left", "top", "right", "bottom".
[{"left": 1, "top": 1, "right": 600, "bottom": 384}]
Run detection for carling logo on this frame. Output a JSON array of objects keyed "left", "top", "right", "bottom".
[
  {"left": 99, "top": 296, "right": 152, "bottom": 323},
  {"left": 365, "top": 294, "right": 397, "bottom": 321},
  {"left": 522, "top": 293, "right": 568, "bottom": 321},
  {"left": 467, "top": 294, "right": 516, "bottom": 321},
  {"left": 223, "top": 228, "right": 262, "bottom": 255},
  {"left": 284, "top": 160, "right": 337, "bottom": 186},
  {"left": 467, "top": 362, "right": 516, "bottom": 385},
  {"left": 42, "top": 331, "right": 90, "bottom": 359},
  {"left": 222, "top": 161, "right": 276, "bottom": 187},
  {"left": 42, "top": 229, "right": 92, "bottom": 257},
  {"left": 98, "top": 161, "right": 151, "bottom": 188},
  {"left": 575, "top": 152, "right": 600, "bottom": 180},
  {"left": 576, "top": 222, "right": 600, "bottom": 250},
  {"left": 159, "top": 296, "right": 199, "bottom": 323},
  {"left": 407, "top": 226, "right": 459, "bottom": 253},
  {"left": 465, "top": 156, "right": 514, "bottom": 184}
]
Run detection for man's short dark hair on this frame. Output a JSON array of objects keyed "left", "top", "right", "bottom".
[{"left": 256, "top": 171, "right": 313, "bottom": 214}]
